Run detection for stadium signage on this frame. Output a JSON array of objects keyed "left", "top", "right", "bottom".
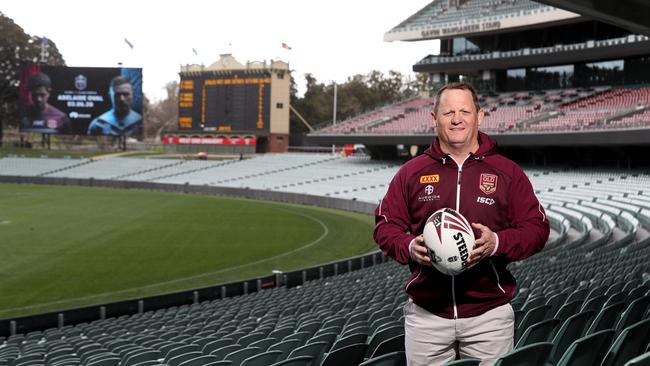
[
  {"left": 420, "top": 21, "right": 501, "bottom": 38},
  {"left": 162, "top": 136, "right": 256, "bottom": 146}
]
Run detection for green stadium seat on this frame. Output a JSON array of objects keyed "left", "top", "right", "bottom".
[
  {"left": 286, "top": 341, "right": 329, "bottom": 366},
  {"left": 515, "top": 304, "right": 551, "bottom": 342},
  {"left": 247, "top": 337, "right": 277, "bottom": 352},
  {"left": 168, "top": 352, "right": 204, "bottom": 366},
  {"left": 331, "top": 333, "right": 368, "bottom": 352},
  {"left": 223, "top": 347, "right": 262, "bottom": 366},
  {"left": 514, "top": 318, "right": 560, "bottom": 349},
  {"left": 585, "top": 302, "right": 627, "bottom": 335},
  {"left": 615, "top": 294, "right": 650, "bottom": 336},
  {"left": 268, "top": 355, "right": 314, "bottom": 366},
  {"left": 624, "top": 351, "right": 650, "bottom": 366},
  {"left": 370, "top": 334, "right": 405, "bottom": 359},
  {"left": 493, "top": 342, "right": 553, "bottom": 366},
  {"left": 602, "top": 318, "right": 650, "bottom": 366},
  {"left": 581, "top": 295, "right": 608, "bottom": 312},
  {"left": 365, "top": 325, "right": 404, "bottom": 358},
  {"left": 320, "top": 343, "right": 367, "bottom": 366},
  {"left": 554, "top": 329, "right": 615, "bottom": 366},
  {"left": 358, "top": 351, "right": 406, "bottom": 366},
  {"left": 210, "top": 345, "right": 242, "bottom": 360},
  {"left": 267, "top": 339, "right": 302, "bottom": 360},
  {"left": 548, "top": 310, "right": 595, "bottom": 363},
  {"left": 240, "top": 350, "right": 283, "bottom": 366}
]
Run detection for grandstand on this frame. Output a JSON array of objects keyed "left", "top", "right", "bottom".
[
  {"left": 1, "top": 154, "right": 650, "bottom": 365},
  {"left": 306, "top": 0, "right": 650, "bottom": 163}
]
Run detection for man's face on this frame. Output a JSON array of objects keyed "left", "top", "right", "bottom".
[
  {"left": 432, "top": 88, "right": 483, "bottom": 152},
  {"left": 113, "top": 83, "right": 133, "bottom": 116},
  {"left": 31, "top": 86, "right": 50, "bottom": 112}
]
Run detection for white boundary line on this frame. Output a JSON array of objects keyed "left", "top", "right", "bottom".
[{"left": 0, "top": 207, "right": 330, "bottom": 315}]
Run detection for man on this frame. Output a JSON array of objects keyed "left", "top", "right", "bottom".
[
  {"left": 21, "top": 72, "right": 71, "bottom": 134},
  {"left": 374, "top": 81, "right": 549, "bottom": 365},
  {"left": 87, "top": 75, "right": 142, "bottom": 137}
]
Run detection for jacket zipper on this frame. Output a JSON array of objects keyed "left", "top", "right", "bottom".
[{"left": 451, "top": 154, "right": 470, "bottom": 319}]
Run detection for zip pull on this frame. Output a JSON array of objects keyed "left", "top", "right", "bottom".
[{"left": 442, "top": 156, "right": 447, "bottom": 165}]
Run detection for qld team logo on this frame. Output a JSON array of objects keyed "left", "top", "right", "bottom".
[
  {"left": 74, "top": 75, "right": 87, "bottom": 90},
  {"left": 479, "top": 173, "right": 498, "bottom": 195}
]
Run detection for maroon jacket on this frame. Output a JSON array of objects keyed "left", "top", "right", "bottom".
[{"left": 374, "top": 132, "right": 549, "bottom": 319}]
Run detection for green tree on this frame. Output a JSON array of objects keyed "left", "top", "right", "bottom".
[
  {"left": 0, "top": 12, "right": 65, "bottom": 146},
  {"left": 145, "top": 81, "right": 178, "bottom": 141}
]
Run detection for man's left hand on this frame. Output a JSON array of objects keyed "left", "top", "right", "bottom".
[{"left": 468, "top": 223, "right": 497, "bottom": 267}]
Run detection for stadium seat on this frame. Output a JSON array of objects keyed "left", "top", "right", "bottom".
[
  {"left": 358, "top": 351, "right": 406, "bottom": 366},
  {"left": 267, "top": 355, "right": 314, "bottom": 366},
  {"left": 284, "top": 341, "right": 327, "bottom": 365},
  {"left": 365, "top": 325, "right": 404, "bottom": 358},
  {"left": 168, "top": 351, "right": 204, "bottom": 366},
  {"left": 614, "top": 294, "right": 650, "bottom": 336},
  {"left": 240, "top": 350, "right": 283, "bottom": 366},
  {"left": 210, "top": 345, "right": 242, "bottom": 360},
  {"left": 370, "top": 334, "right": 405, "bottom": 359},
  {"left": 122, "top": 350, "right": 161, "bottom": 366},
  {"left": 602, "top": 318, "right": 650, "bottom": 366},
  {"left": 515, "top": 304, "right": 551, "bottom": 342},
  {"left": 493, "top": 342, "right": 553, "bottom": 366},
  {"left": 585, "top": 302, "right": 627, "bottom": 335},
  {"left": 320, "top": 343, "right": 368, "bottom": 366},
  {"left": 548, "top": 310, "right": 595, "bottom": 363},
  {"left": 247, "top": 337, "right": 277, "bottom": 352},
  {"left": 624, "top": 351, "right": 650, "bottom": 366},
  {"left": 514, "top": 318, "right": 560, "bottom": 349},
  {"left": 223, "top": 346, "right": 262, "bottom": 366},
  {"left": 306, "top": 332, "right": 337, "bottom": 350},
  {"left": 268, "top": 339, "right": 302, "bottom": 360},
  {"left": 202, "top": 339, "right": 237, "bottom": 354},
  {"left": 553, "top": 329, "right": 615, "bottom": 366},
  {"left": 237, "top": 332, "right": 267, "bottom": 347},
  {"left": 331, "top": 333, "right": 368, "bottom": 351},
  {"left": 581, "top": 295, "right": 608, "bottom": 312}
]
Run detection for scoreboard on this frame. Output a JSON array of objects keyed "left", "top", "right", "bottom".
[{"left": 178, "top": 71, "right": 271, "bottom": 133}]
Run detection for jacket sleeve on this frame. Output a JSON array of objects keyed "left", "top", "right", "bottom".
[
  {"left": 494, "top": 167, "right": 549, "bottom": 261},
  {"left": 374, "top": 168, "right": 416, "bottom": 265}
]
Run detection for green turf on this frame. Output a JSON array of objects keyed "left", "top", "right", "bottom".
[{"left": 0, "top": 184, "right": 376, "bottom": 319}]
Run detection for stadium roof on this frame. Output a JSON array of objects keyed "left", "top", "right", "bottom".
[
  {"left": 534, "top": 0, "right": 650, "bottom": 36},
  {"left": 384, "top": 0, "right": 582, "bottom": 42}
]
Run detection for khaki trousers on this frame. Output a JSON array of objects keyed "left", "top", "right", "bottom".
[{"left": 404, "top": 299, "right": 514, "bottom": 366}]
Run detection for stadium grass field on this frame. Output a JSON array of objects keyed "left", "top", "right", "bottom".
[{"left": 0, "top": 183, "right": 377, "bottom": 319}]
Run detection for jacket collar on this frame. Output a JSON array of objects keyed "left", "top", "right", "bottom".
[{"left": 424, "top": 131, "right": 498, "bottom": 164}]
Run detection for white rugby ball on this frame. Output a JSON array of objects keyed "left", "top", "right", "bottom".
[{"left": 422, "top": 208, "right": 475, "bottom": 276}]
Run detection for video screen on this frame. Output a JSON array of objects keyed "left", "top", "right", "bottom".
[{"left": 19, "top": 65, "right": 143, "bottom": 138}]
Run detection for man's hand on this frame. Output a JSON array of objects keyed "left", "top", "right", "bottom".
[
  {"left": 468, "top": 223, "right": 497, "bottom": 267},
  {"left": 409, "top": 235, "right": 432, "bottom": 266}
]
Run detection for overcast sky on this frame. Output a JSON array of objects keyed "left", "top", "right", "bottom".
[{"left": 3, "top": 0, "right": 439, "bottom": 101}]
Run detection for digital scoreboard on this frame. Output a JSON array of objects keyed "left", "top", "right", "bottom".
[{"left": 178, "top": 71, "right": 271, "bottom": 133}]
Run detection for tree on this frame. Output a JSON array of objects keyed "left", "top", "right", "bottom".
[
  {"left": 145, "top": 81, "right": 178, "bottom": 141},
  {"left": 0, "top": 12, "right": 65, "bottom": 146},
  {"left": 291, "top": 69, "right": 429, "bottom": 130}
]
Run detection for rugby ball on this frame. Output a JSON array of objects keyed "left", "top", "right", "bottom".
[{"left": 422, "top": 208, "right": 475, "bottom": 276}]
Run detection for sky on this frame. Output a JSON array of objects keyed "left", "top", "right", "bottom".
[{"left": 2, "top": 0, "right": 439, "bottom": 102}]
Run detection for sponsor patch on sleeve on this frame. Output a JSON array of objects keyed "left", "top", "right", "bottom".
[{"left": 420, "top": 174, "right": 440, "bottom": 184}]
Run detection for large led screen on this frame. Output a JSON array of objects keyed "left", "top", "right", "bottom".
[{"left": 19, "top": 65, "right": 143, "bottom": 138}]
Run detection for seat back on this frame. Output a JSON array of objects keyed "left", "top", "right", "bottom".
[{"left": 554, "top": 329, "right": 615, "bottom": 366}]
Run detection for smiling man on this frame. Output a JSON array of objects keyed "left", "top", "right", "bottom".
[{"left": 374, "top": 81, "right": 549, "bottom": 365}]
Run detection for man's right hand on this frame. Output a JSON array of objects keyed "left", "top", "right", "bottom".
[{"left": 409, "top": 235, "right": 432, "bottom": 266}]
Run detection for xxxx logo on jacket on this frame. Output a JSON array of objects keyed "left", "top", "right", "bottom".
[{"left": 479, "top": 173, "right": 498, "bottom": 195}]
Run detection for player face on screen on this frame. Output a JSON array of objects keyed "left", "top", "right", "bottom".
[
  {"left": 433, "top": 88, "right": 483, "bottom": 152},
  {"left": 113, "top": 82, "right": 134, "bottom": 118},
  {"left": 30, "top": 86, "right": 51, "bottom": 112}
]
